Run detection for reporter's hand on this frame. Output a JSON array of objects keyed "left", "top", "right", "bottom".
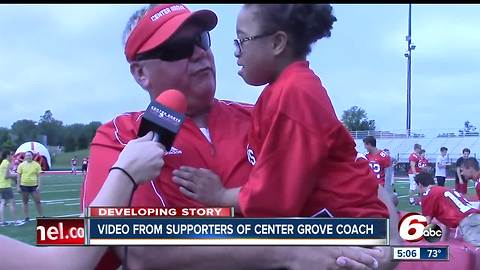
[
  {"left": 373, "top": 186, "right": 400, "bottom": 270},
  {"left": 285, "top": 246, "right": 381, "bottom": 270},
  {"left": 172, "top": 166, "right": 226, "bottom": 205},
  {"left": 335, "top": 247, "right": 383, "bottom": 270},
  {"left": 113, "top": 131, "right": 166, "bottom": 184},
  {"left": 370, "top": 246, "right": 398, "bottom": 270}
]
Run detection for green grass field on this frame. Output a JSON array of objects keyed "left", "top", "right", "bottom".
[
  {"left": 0, "top": 174, "right": 83, "bottom": 244},
  {"left": 394, "top": 178, "right": 476, "bottom": 213},
  {"left": 0, "top": 175, "right": 477, "bottom": 245}
]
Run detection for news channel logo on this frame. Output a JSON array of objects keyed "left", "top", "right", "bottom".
[{"left": 398, "top": 213, "right": 443, "bottom": 242}]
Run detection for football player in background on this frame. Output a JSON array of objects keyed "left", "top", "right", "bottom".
[
  {"left": 456, "top": 148, "right": 471, "bottom": 195},
  {"left": 408, "top": 143, "right": 422, "bottom": 205},
  {"left": 363, "top": 136, "right": 392, "bottom": 187},
  {"left": 418, "top": 149, "right": 430, "bottom": 172},
  {"left": 460, "top": 157, "right": 480, "bottom": 200},
  {"left": 414, "top": 172, "right": 480, "bottom": 247},
  {"left": 383, "top": 148, "right": 396, "bottom": 193}
]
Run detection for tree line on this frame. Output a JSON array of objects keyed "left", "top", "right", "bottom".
[
  {"left": 340, "top": 106, "right": 476, "bottom": 138},
  {"left": 0, "top": 110, "right": 101, "bottom": 153}
]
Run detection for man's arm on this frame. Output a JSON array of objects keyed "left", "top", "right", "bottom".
[
  {"left": 125, "top": 245, "right": 381, "bottom": 270},
  {"left": 0, "top": 234, "right": 104, "bottom": 270},
  {"left": 0, "top": 133, "right": 166, "bottom": 270}
]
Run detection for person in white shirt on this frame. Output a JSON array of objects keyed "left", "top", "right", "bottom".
[{"left": 435, "top": 147, "right": 449, "bottom": 186}]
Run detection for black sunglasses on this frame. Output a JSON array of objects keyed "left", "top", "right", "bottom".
[{"left": 135, "top": 31, "right": 211, "bottom": 62}]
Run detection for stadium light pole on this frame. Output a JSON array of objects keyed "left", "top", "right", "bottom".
[{"left": 405, "top": 4, "right": 415, "bottom": 137}]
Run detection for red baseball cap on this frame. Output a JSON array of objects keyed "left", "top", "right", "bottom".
[{"left": 125, "top": 4, "right": 218, "bottom": 62}]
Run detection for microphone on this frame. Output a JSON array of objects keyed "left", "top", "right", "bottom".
[{"left": 137, "top": 89, "right": 187, "bottom": 151}]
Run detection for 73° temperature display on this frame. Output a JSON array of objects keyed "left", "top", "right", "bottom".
[{"left": 392, "top": 247, "right": 448, "bottom": 261}]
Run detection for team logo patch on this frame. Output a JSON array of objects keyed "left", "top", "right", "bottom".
[
  {"left": 166, "top": 146, "right": 183, "bottom": 155},
  {"left": 355, "top": 152, "right": 367, "bottom": 162},
  {"left": 246, "top": 145, "right": 256, "bottom": 165}
]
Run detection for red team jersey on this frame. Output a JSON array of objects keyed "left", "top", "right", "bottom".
[
  {"left": 238, "top": 61, "right": 388, "bottom": 218},
  {"left": 81, "top": 100, "right": 253, "bottom": 269},
  {"left": 420, "top": 186, "right": 480, "bottom": 228},
  {"left": 408, "top": 152, "right": 421, "bottom": 174},
  {"left": 365, "top": 150, "right": 392, "bottom": 186},
  {"left": 418, "top": 157, "right": 428, "bottom": 170},
  {"left": 81, "top": 99, "right": 253, "bottom": 210}
]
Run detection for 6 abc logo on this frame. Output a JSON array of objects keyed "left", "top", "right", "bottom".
[{"left": 398, "top": 213, "right": 443, "bottom": 242}]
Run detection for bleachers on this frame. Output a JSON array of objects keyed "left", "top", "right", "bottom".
[{"left": 354, "top": 136, "right": 480, "bottom": 163}]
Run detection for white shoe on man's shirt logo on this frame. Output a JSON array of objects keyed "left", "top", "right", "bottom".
[
  {"left": 166, "top": 146, "right": 183, "bottom": 155},
  {"left": 246, "top": 147, "right": 256, "bottom": 165}
]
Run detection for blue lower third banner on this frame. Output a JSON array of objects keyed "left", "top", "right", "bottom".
[{"left": 87, "top": 218, "right": 389, "bottom": 245}]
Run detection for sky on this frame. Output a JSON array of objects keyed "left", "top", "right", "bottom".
[{"left": 0, "top": 4, "right": 479, "bottom": 137}]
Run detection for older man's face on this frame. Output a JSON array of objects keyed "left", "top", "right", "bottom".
[{"left": 132, "top": 23, "right": 217, "bottom": 117}]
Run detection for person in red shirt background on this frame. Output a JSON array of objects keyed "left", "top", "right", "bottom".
[
  {"left": 418, "top": 149, "right": 430, "bottom": 172},
  {"left": 82, "top": 3, "right": 384, "bottom": 270},
  {"left": 174, "top": 4, "right": 388, "bottom": 220},
  {"left": 363, "top": 136, "right": 392, "bottom": 187},
  {"left": 415, "top": 172, "right": 480, "bottom": 246},
  {"left": 408, "top": 143, "right": 422, "bottom": 205},
  {"left": 460, "top": 157, "right": 480, "bottom": 200}
]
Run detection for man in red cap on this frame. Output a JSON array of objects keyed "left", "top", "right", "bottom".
[{"left": 82, "top": 4, "right": 387, "bottom": 270}]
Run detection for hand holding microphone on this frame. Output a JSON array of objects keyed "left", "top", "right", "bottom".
[
  {"left": 113, "top": 132, "right": 166, "bottom": 185},
  {"left": 112, "top": 89, "right": 188, "bottom": 184}
]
